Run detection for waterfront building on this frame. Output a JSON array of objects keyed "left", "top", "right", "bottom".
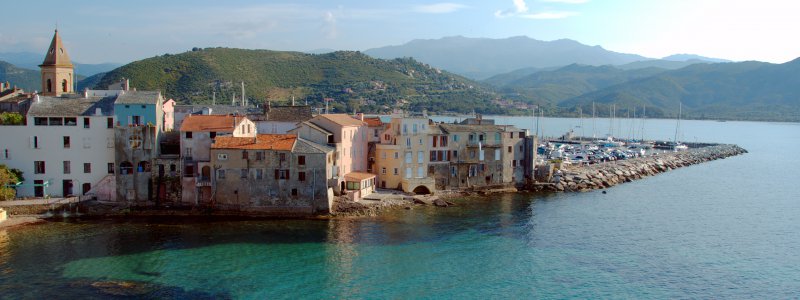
[
  {"left": 0, "top": 94, "right": 117, "bottom": 198},
  {"left": 373, "top": 114, "right": 436, "bottom": 194},
  {"left": 173, "top": 105, "right": 260, "bottom": 130},
  {"left": 210, "top": 134, "right": 335, "bottom": 214},
  {"left": 0, "top": 84, "right": 30, "bottom": 114},
  {"left": 289, "top": 114, "right": 375, "bottom": 198},
  {"left": 179, "top": 114, "right": 256, "bottom": 205},
  {"left": 114, "top": 91, "right": 165, "bottom": 128},
  {"left": 162, "top": 99, "right": 175, "bottom": 132}
]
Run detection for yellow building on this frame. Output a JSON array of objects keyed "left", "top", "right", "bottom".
[{"left": 374, "top": 114, "right": 435, "bottom": 194}]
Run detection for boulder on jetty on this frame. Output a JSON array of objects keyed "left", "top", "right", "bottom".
[{"left": 533, "top": 144, "right": 747, "bottom": 193}]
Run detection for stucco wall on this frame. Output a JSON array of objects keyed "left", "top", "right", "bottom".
[{"left": 0, "top": 115, "right": 116, "bottom": 197}]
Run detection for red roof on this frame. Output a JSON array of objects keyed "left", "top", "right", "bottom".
[
  {"left": 212, "top": 134, "right": 296, "bottom": 150},
  {"left": 363, "top": 117, "right": 383, "bottom": 127},
  {"left": 180, "top": 115, "right": 247, "bottom": 132}
]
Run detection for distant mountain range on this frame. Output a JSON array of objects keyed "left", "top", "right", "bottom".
[
  {"left": 0, "top": 52, "right": 121, "bottom": 77},
  {"left": 90, "top": 47, "right": 501, "bottom": 114},
  {"left": 364, "top": 36, "right": 649, "bottom": 80},
  {"left": 558, "top": 59, "right": 800, "bottom": 121},
  {"left": 0, "top": 60, "right": 39, "bottom": 91}
]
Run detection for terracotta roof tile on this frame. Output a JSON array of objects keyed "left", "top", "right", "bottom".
[
  {"left": 180, "top": 115, "right": 248, "bottom": 132},
  {"left": 212, "top": 134, "right": 296, "bottom": 150},
  {"left": 345, "top": 172, "right": 376, "bottom": 181},
  {"left": 363, "top": 117, "right": 383, "bottom": 127}
]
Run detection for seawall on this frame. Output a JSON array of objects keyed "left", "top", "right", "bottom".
[{"left": 529, "top": 144, "right": 748, "bottom": 193}]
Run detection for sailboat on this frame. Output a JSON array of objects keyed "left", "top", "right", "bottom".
[{"left": 672, "top": 102, "right": 688, "bottom": 151}]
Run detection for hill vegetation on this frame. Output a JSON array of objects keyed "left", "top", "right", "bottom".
[
  {"left": 0, "top": 61, "right": 39, "bottom": 91},
  {"left": 93, "top": 48, "right": 508, "bottom": 114}
]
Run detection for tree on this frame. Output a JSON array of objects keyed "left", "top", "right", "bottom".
[
  {"left": 0, "top": 112, "right": 23, "bottom": 125},
  {"left": 0, "top": 164, "right": 21, "bottom": 201}
]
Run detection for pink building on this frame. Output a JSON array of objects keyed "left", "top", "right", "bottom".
[
  {"left": 290, "top": 114, "right": 374, "bottom": 196},
  {"left": 162, "top": 98, "right": 175, "bottom": 132}
]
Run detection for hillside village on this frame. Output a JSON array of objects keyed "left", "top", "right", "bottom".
[{"left": 0, "top": 31, "right": 539, "bottom": 215}]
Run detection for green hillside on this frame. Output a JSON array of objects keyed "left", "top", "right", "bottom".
[
  {"left": 490, "top": 64, "right": 667, "bottom": 106},
  {"left": 94, "top": 48, "right": 506, "bottom": 114},
  {"left": 0, "top": 61, "right": 39, "bottom": 91},
  {"left": 559, "top": 59, "right": 800, "bottom": 121}
]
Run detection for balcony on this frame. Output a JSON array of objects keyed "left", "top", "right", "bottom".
[
  {"left": 466, "top": 140, "right": 501, "bottom": 148},
  {"left": 196, "top": 176, "right": 211, "bottom": 187}
]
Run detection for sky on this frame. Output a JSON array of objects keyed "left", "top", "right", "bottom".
[{"left": 0, "top": 0, "right": 798, "bottom": 64}]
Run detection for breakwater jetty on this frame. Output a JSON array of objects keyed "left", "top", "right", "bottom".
[{"left": 529, "top": 144, "right": 748, "bottom": 193}]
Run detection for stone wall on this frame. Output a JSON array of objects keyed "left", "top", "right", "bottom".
[{"left": 529, "top": 144, "right": 748, "bottom": 193}]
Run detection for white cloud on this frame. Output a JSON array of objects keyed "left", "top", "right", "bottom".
[
  {"left": 520, "top": 11, "right": 579, "bottom": 19},
  {"left": 413, "top": 3, "right": 468, "bottom": 14},
  {"left": 495, "top": 0, "right": 579, "bottom": 19},
  {"left": 540, "top": 0, "right": 589, "bottom": 4},
  {"left": 322, "top": 11, "right": 338, "bottom": 39}
]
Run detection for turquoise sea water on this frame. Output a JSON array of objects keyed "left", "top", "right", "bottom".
[{"left": 1, "top": 118, "right": 799, "bottom": 299}]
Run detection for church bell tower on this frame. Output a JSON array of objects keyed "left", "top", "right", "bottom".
[{"left": 39, "top": 29, "right": 74, "bottom": 96}]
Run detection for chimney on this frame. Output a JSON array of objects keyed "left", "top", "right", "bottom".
[
  {"left": 83, "top": 88, "right": 89, "bottom": 98},
  {"left": 35, "top": 94, "right": 40, "bottom": 103},
  {"left": 357, "top": 113, "right": 364, "bottom": 121},
  {"left": 95, "top": 107, "right": 103, "bottom": 116}
]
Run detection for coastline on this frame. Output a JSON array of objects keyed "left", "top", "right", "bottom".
[{"left": 0, "top": 144, "right": 747, "bottom": 224}]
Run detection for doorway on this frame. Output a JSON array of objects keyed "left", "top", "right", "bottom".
[
  {"left": 34, "top": 180, "right": 44, "bottom": 197},
  {"left": 62, "top": 180, "right": 73, "bottom": 197}
]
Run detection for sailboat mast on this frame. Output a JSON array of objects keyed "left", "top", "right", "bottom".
[
  {"left": 592, "top": 102, "right": 596, "bottom": 139},
  {"left": 674, "top": 102, "right": 682, "bottom": 143}
]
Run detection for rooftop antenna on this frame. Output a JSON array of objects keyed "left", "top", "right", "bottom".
[
  {"left": 292, "top": 96, "right": 295, "bottom": 106},
  {"left": 212, "top": 91, "right": 216, "bottom": 105},
  {"left": 592, "top": 102, "right": 596, "bottom": 139},
  {"left": 232, "top": 92, "right": 236, "bottom": 106}
]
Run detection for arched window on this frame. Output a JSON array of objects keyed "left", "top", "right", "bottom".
[
  {"left": 62, "top": 79, "right": 68, "bottom": 92},
  {"left": 120, "top": 161, "right": 134, "bottom": 175},
  {"left": 47, "top": 79, "right": 52, "bottom": 93},
  {"left": 137, "top": 161, "right": 151, "bottom": 173}
]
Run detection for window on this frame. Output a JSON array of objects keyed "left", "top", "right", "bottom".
[
  {"left": 495, "top": 149, "right": 501, "bottom": 161},
  {"left": 440, "top": 136, "right": 448, "bottom": 147},
  {"left": 412, "top": 123, "right": 418, "bottom": 133},
  {"left": 170, "top": 164, "right": 177, "bottom": 172},
  {"left": 108, "top": 163, "right": 114, "bottom": 174},
  {"left": 62, "top": 79, "right": 68, "bottom": 92},
  {"left": 275, "top": 169, "right": 290, "bottom": 179},
  {"left": 298, "top": 155, "right": 306, "bottom": 165},
  {"left": 405, "top": 167, "right": 412, "bottom": 179},
  {"left": 299, "top": 171, "right": 306, "bottom": 182},
  {"left": 292, "top": 188, "right": 298, "bottom": 196},
  {"left": 120, "top": 161, "right": 134, "bottom": 175},
  {"left": 512, "top": 160, "right": 517, "bottom": 167},
  {"left": 495, "top": 132, "right": 502, "bottom": 141},
  {"left": 218, "top": 169, "right": 226, "bottom": 179},
  {"left": 279, "top": 153, "right": 286, "bottom": 161},
  {"left": 346, "top": 181, "right": 360, "bottom": 190},
  {"left": 403, "top": 124, "right": 408, "bottom": 134},
  {"left": 453, "top": 134, "right": 459, "bottom": 142},
  {"left": 141, "top": 105, "right": 146, "bottom": 109},
  {"left": 49, "top": 117, "right": 63, "bottom": 126},
  {"left": 381, "top": 167, "right": 386, "bottom": 174},
  {"left": 125, "top": 105, "right": 130, "bottom": 108},
  {"left": 374, "top": 129, "right": 379, "bottom": 137},
  {"left": 34, "top": 161, "right": 45, "bottom": 174},
  {"left": 84, "top": 163, "right": 91, "bottom": 174},
  {"left": 34, "top": 117, "right": 48, "bottom": 126},
  {"left": 210, "top": 132, "right": 217, "bottom": 139},
  {"left": 63, "top": 161, "right": 71, "bottom": 174},
  {"left": 185, "top": 132, "right": 193, "bottom": 139},
  {"left": 185, "top": 147, "right": 193, "bottom": 158},
  {"left": 451, "top": 166, "right": 457, "bottom": 177},
  {"left": 417, "top": 167, "right": 424, "bottom": 178},
  {"left": 406, "top": 138, "right": 411, "bottom": 147},
  {"left": 508, "top": 146, "right": 512, "bottom": 153},
  {"left": 256, "top": 169, "right": 263, "bottom": 180},
  {"left": 84, "top": 118, "right": 90, "bottom": 128},
  {"left": 217, "top": 153, "right": 228, "bottom": 160},
  {"left": 241, "top": 169, "right": 248, "bottom": 179},
  {"left": 453, "top": 150, "right": 458, "bottom": 160},
  {"left": 394, "top": 152, "right": 399, "bottom": 159},
  {"left": 417, "top": 151, "right": 424, "bottom": 163},
  {"left": 381, "top": 151, "right": 386, "bottom": 159},
  {"left": 3, "top": 149, "right": 8, "bottom": 160},
  {"left": 510, "top": 132, "right": 514, "bottom": 138},
  {"left": 480, "top": 150, "right": 485, "bottom": 161},
  {"left": 405, "top": 152, "right": 412, "bottom": 163},
  {"left": 393, "top": 168, "right": 398, "bottom": 175},
  {"left": 519, "top": 132, "right": 525, "bottom": 138},
  {"left": 137, "top": 161, "right": 151, "bottom": 172},
  {"left": 184, "top": 165, "right": 194, "bottom": 177},
  {"left": 256, "top": 151, "right": 263, "bottom": 161},
  {"left": 107, "top": 118, "right": 114, "bottom": 128},
  {"left": 419, "top": 138, "right": 423, "bottom": 145},
  {"left": 132, "top": 116, "right": 142, "bottom": 125},
  {"left": 242, "top": 151, "right": 249, "bottom": 160},
  {"left": 63, "top": 136, "right": 70, "bottom": 148},
  {"left": 129, "top": 135, "right": 142, "bottom": 149},
  {"left": 46, "top": 79, "right": 52, "bottom": 93},
  {"left": 428, "top": 165, "right": 434, "bottom": 175},
  {"left": 64, "top": 118, "right": 77, "bottom": 126}
]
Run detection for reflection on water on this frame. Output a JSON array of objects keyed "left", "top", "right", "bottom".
[{"left": 0, "top": 119, "right": 798, "bottom": 298}]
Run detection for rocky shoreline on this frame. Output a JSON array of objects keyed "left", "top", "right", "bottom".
[{"left": 529, "top": 144, "right": 748, "bottom": 193}]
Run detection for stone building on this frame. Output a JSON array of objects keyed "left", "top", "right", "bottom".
[
  {"left": 179, "top": 114, "right": 256, "bottom": 205},
  {"left": 210, "top": 134, "right": 334, "bottom": 214},
  {"left": 252, "top": 103, "right": 313, "bottom": 134},
  {"left": 114, "top": 125, "right": 157, "bottom": 204}
]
